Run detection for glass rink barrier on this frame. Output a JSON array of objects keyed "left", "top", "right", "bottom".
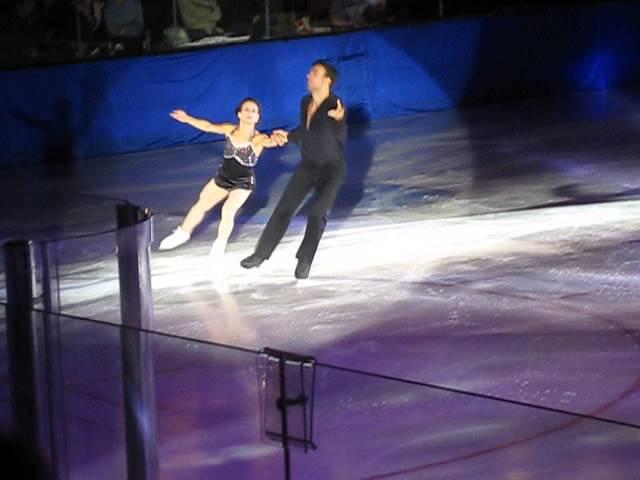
[
  {"left": 0, "top": 192, "right": 129, "bottom": 305},
  {"left": 7, "top": 0, "right": 620, "bottom": 69},
  {"left": 1, "top": 0, "right": 448, "bottom": 68},
  {"left": 1, "top": 201, "right": 639, "bottom": 479},
  {"left": 0, "top": 305, "right": 639, "bottom": 480},
  {"left": 1, "top": 202, "right": 146, "bottom": 321}
]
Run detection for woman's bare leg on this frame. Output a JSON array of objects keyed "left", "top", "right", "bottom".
[
  {"left": 181, "top": 180, "right": 229, "bottom": 234},
  {"left": 212, "top": 188, "right": 252, "bottom": 254}
]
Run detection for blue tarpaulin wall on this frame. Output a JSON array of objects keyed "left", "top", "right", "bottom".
[{"left": 2, "top": 2, "right": 640, "bottom": 167}]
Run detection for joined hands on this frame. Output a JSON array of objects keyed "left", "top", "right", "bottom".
[{"left": 271, "top": 129, "right": 289, "bottom": 146}]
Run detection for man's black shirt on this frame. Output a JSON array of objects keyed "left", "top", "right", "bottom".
[{"left": 288, "top": 93, "right": 347, "bottom": 167}]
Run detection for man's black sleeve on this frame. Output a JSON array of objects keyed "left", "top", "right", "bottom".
[
  {"left": 331, "top": 97, "right": 347, "bottom": 147},
  {"left": 287, "top": 97, "right": 308, "bottom": 144},
  {"left": 288, "top": 126, "right": 302, "bottom": 144}
]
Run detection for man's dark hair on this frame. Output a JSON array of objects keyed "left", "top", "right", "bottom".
[
  {"left": 312, "top": 60, "right": 339, "bottom": 87},
  {"left": 235, "top": 97, "right": 262, "bottom": 122}
]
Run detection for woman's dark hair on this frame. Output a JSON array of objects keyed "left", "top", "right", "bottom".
[
  {"left": 235, "top": 97, "right": 262, "bottom": 123},
  {"left": 312, "top": 60, "right": 339, "bottom": 87}
]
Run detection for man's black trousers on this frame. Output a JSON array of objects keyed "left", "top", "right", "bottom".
[{"left": 254, "top": 161, "right": 346, "bottom": 265}]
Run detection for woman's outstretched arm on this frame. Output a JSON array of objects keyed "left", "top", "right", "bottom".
[
  {"left": 254, "top": 133, "right": 282, "bottom": 149},
  {"left": 170, "top": 109, "right": 235, "bottom": 135}
]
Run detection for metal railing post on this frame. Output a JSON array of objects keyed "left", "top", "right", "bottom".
[
  {"left": 40, "top": 241, "right": 69, "bottom": 480},
  {"left": 3, "top": 241, "right": 53, "bottom": 469},
  {"left": 116, "top": 204, "right": 159, "bottom": 480},
  {"left": 265, "top": 0, "right": 271, "bottom": 39}
]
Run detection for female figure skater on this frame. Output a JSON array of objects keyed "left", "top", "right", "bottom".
[{"left": 159, "top": 98, "right": 280, "bottom": 257}]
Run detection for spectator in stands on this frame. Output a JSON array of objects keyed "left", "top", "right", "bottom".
[
  {"left": 76, "top": 0, "right": 104, "bottom": 33},
  {"left": 103, "top": 0, "right": 144, "bottom": 52},
  {"left": 329, "top": 0, "right": 385, "bottom": 27},
  {"left": 309, "top": 0, "right": 333, "bottom": 20},
  {"left": 17, "top": 0, "right": 38, "bottom": 29},
  {"left": 42, "top": 0, "right": 77, "bottom": 41},
  {"left": 177, "top": 0, "right": 223, "bottom": 42}
]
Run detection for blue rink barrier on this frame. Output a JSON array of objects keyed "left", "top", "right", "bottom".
[{"left": 1, "top": 2, "right": 640, "bottom": 167}]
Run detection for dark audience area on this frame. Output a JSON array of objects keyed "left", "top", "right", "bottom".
[{"left": 0, "top": 0, "right": 611, "bottom": 68}]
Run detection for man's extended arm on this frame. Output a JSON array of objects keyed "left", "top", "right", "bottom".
[{"left": 328, "top": 98, "right": 347, "bottom": 146}]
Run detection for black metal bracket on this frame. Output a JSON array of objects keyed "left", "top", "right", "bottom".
[{"left": 260, "top": 347, "right": 317, "bottom": 480}]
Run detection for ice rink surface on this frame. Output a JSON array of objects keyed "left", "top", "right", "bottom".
[{"left": 1, "top": 91, "right": 640, "bottom": 478}]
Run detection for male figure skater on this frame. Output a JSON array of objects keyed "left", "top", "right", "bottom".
[{"left": 241, "top": 60, "right": 347, "bottom": 279}]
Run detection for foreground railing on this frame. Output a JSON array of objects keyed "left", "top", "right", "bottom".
[
  {"left": 1, "top": 202, "right": 639, "bottom": 480},
  {"left": 1, "top": 305, "right": 639, "bottom": 479}
]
